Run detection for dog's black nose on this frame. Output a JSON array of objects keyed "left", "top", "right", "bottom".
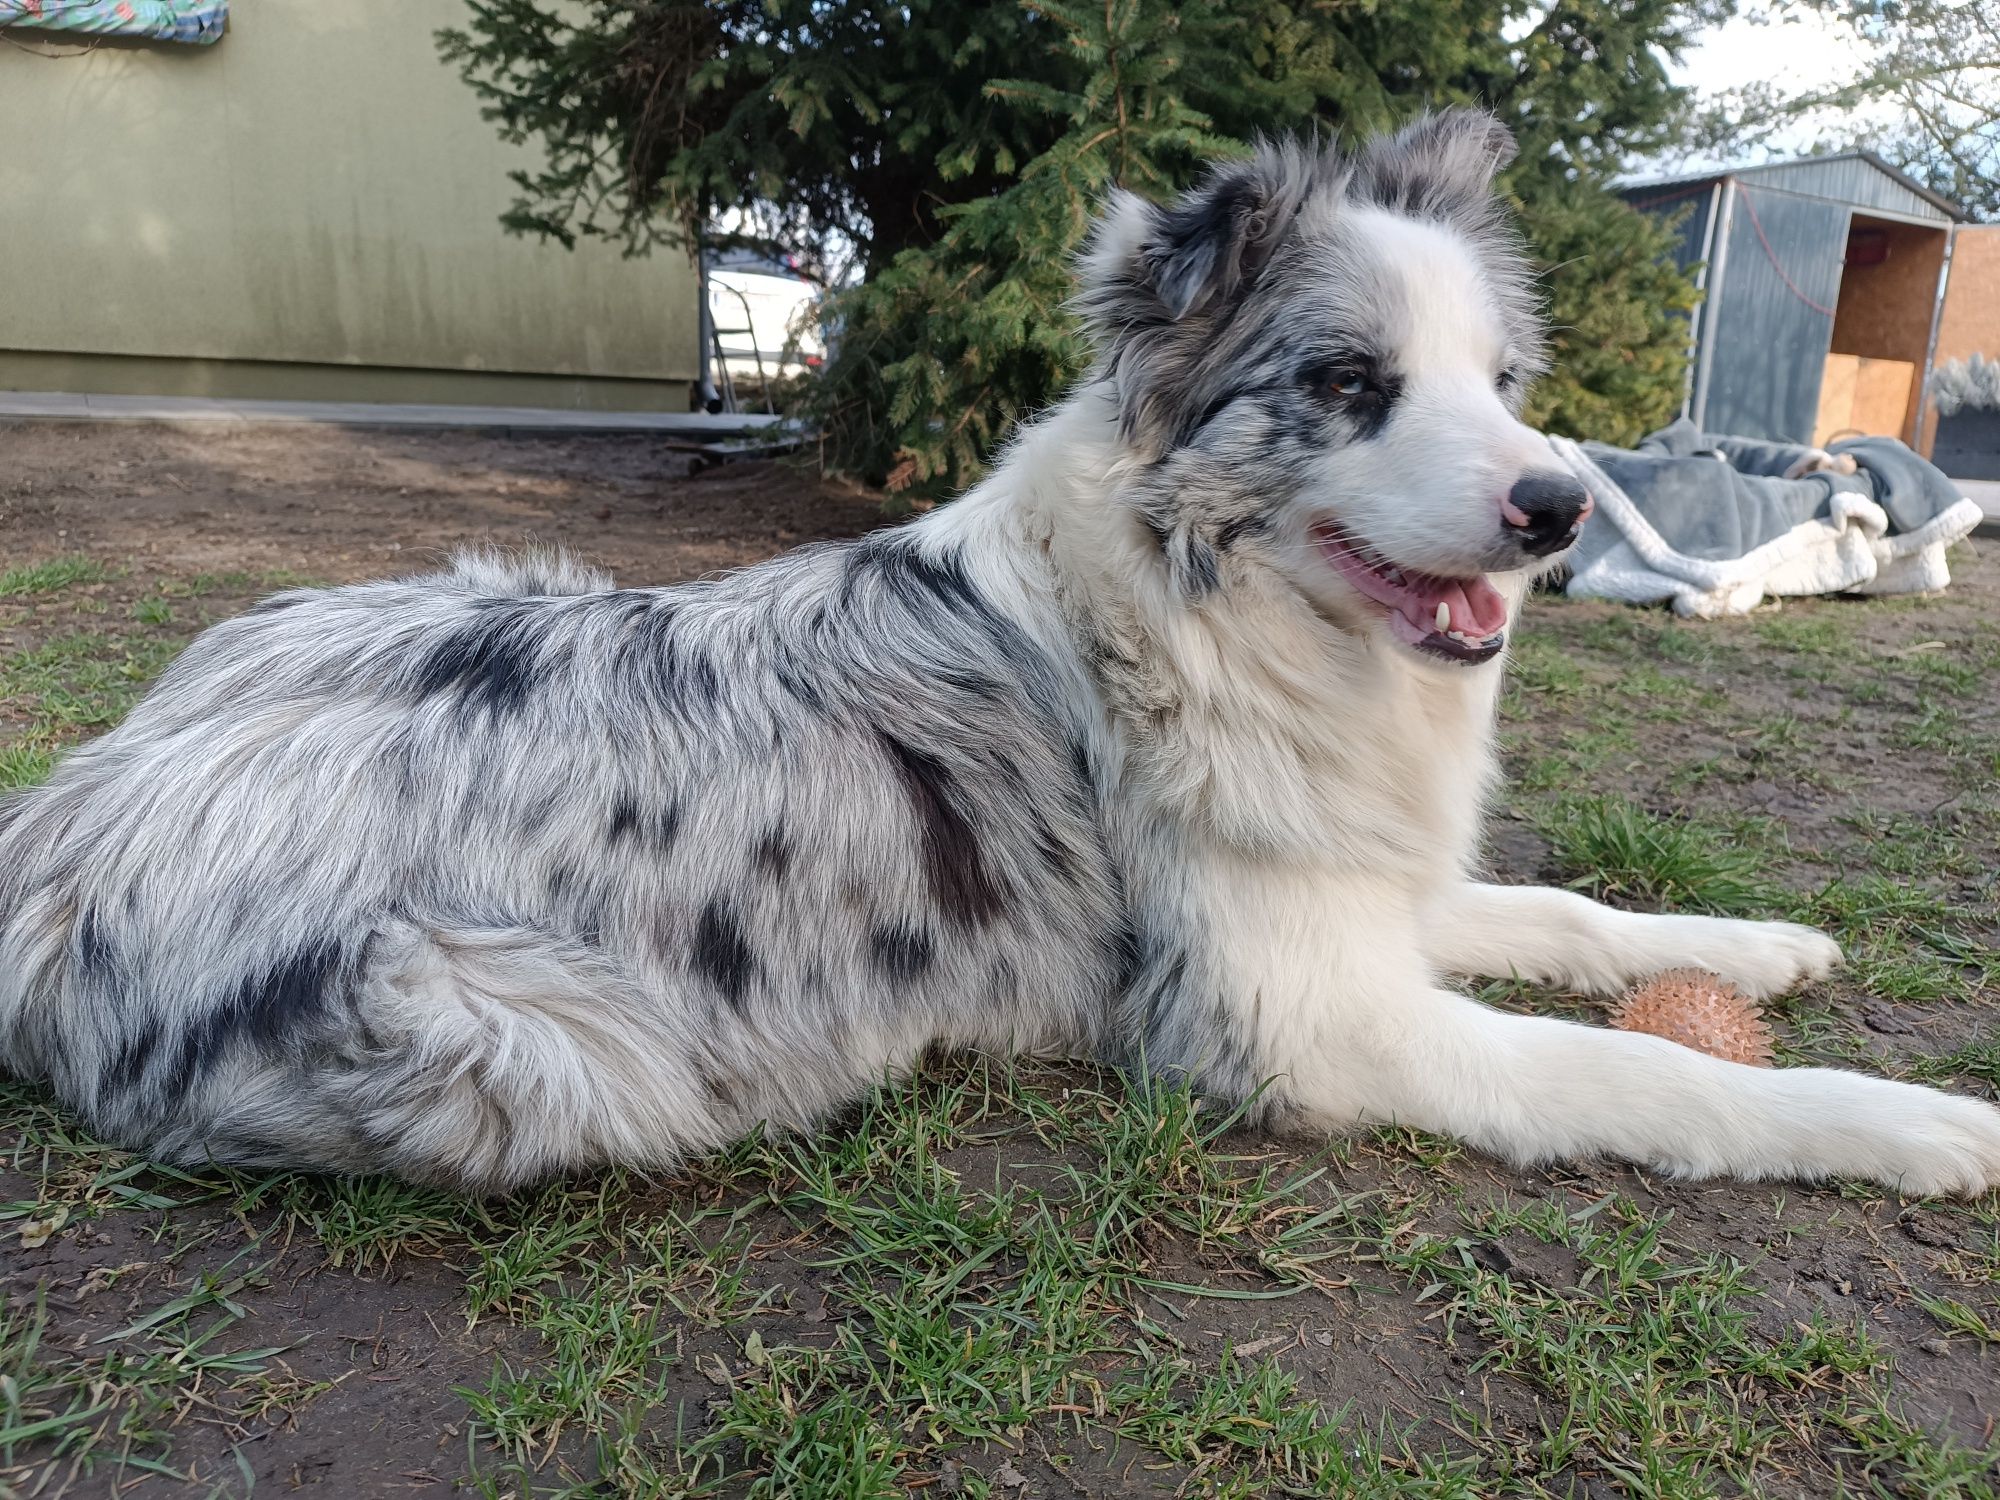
[{"left": 1502, "top": 472, "right": 1593, "bottom": 557}]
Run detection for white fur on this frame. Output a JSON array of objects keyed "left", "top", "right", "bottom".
[{"left": 936, "top": 327, "right": 2000, "bottom": 1197}]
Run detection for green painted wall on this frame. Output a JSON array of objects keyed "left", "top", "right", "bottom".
[{"left": 0, "top": 2, "right": 700, "bottom": 405}]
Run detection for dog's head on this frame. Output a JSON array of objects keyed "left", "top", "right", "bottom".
[{"left": 1077, "top": 110, "right": 1591, "bottom": 665}]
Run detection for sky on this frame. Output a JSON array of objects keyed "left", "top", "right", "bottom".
[
  {"left": 1659, "top": 6, "right": 1901, "bottom": 168},
  {"left": 1672, "top": 7, "right": 1880, "bottom": 97}
]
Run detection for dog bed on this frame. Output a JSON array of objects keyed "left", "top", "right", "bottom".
[{"left": 1551, "top": 418, "right": 1983, "bottom": 617}]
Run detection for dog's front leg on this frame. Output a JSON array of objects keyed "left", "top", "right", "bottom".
[
  {"left": 1289, "top": 973, "right": 2000, "bottom": 1195},
  {"left": 1191, "top": 862, "right": 1995, "bottom": 1193},
  {"left": 1419, "top": 882, "right": 1841, "bottom": 999}
]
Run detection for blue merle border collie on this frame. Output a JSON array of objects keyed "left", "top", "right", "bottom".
[{"left": 5, "top": 113, "right": 1997, "bottom": 1196}]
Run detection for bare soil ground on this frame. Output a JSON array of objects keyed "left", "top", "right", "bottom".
[{"left": 2, "top": 424, "right": 1996, "bottom": 1499}]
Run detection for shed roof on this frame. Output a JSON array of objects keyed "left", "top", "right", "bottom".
[{"left": 1620, "top": 150, "right": 1967, "bottom": 225}]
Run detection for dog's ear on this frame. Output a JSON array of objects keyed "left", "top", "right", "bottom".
[
  {"left": 1349, "top": 107, "right": 1516, "bottom": 217},
  {"left": 1078, "top": 143, "right": 1323, "bottom": 331},
  {"left": 1076, "top": 142, "right": 1329, "bottom": 454}
]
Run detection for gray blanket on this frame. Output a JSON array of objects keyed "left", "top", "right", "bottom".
[{"left": 1553, "top": 418, "right": 1982, "bottom": 616}]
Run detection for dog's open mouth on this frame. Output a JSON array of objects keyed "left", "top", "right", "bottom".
[{"left": 1312, "top": 524, "right": 1508, "bottom": 664}]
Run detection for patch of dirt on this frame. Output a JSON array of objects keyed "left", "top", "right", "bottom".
[{"left": 0, "top": 423, "right": 887, "bottom": 587}]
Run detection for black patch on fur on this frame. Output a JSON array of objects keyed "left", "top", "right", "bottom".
[
  {"left": 1303, "top": 356, "right": 1402, "bottom": 442},
  {"left": 1128, "top": 947, "right": 1190, "bottom": 1033},
  {"left": 413, "top": 602, "right": 546, "bottom": 718},
  {"left": 74, "top": 906, "right": 115, "bottom": 983},
  {"left": 1067, "top": 739, "right": 1097, "bottom": 800},
  {"left": 878, "top": 733, "right": 1007, "bottom": 929},
  {"left": 752, "top": 829, "right": 794, "bottom": 883},
  {"left": 851, "top": 537, "right": 989, "bottom": 620},
  {"left": 1147, "top": 172, "right": 1266, "bottom": 320},
  {"left": 106, "top": 1017, "right": 161, "bottom": 1096},
  {"left": 608, "top": 801, "right": 640, "bottom": 843},
  {"left": 1175, "top": 386, "right": 1248, "bottom": 449},
  {"left": 1176, "top": 535, "right": 1221, "bottom": 596},
  {"left": 849, "top": 535, "right": 1074, "bottom": 730},
  {"left": 692, "top": 897, "right": 759, "bottom": 1011},
  {"left": 1213, "top": 513, "right": 1265, "bottom": 552},
  {"left": 773, "top": 658, "right": 827, "bottom": 713},
  {"left": 935, "top": 665, "right": 1006, "bottom": 700},
  {"left": 1351, "top": 109, "right": 1516, "bottom": 222},
  {"left": 165, "top": 939, "right": 347, "bottom": 1099},
  {"left": 869, "top": 923, "right": 935, "bottom": 987},
  {"left": 622, "top": 603, "right": 722, "bottom": 712},
  {"left": 1108, "top": 916, "right": 1146, "bottom": 998},
  {"left": 608, "top": 799, "right": 681, "bottom": 851},
  {"left": 684, "top": 657, "right": 721, "bottom": 708}
]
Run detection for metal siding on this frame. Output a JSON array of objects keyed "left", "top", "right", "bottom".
[
  {"left": 1704, "top": 187, "right": 1849, "bottom": 442},
  {"left": 0, "top": 0, "right": 703, "bottom": 384},
  {"left": 1624, "top": 185, "right": 1714, "bottom": 273},
  {"left": 1737, "top": 158, "right": 1950, "bottom": 223}
]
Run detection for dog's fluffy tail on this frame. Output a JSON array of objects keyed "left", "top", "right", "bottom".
[
  {"left": 0, "top": 775, "right": 95, "bottom": 1078},
  {"left": 276, "top": 922, "right": 722, "bottom": 1190}
]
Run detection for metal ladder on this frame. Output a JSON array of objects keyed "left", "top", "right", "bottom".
[{"left": 706, "top": 281, "right": 774, "bottom": 416}]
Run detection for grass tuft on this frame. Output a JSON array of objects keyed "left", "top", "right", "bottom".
[
  {"left": 1539, "top": 795, "right": 1779, "bottom": 916},
  {"left": 0, "top": 556, "right": 110, "bottom": 597}
]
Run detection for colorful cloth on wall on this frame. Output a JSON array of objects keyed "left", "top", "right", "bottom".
[{"left": 0, "top": 0, "right": 226, "bottom": 44}]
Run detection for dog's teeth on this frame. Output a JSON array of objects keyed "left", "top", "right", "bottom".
[{"left": 1435, "top": 602, "right": 1450, "bottom": 633}]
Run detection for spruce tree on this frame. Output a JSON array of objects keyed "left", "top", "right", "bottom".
[{"left": 441, "top": 0, "right": 1718, "bottom": 491}]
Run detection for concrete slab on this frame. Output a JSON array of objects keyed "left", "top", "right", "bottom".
[
  {"left": 1953, "top": 477, "right": 2000, "bottom": 521},
  {"left": 0, "top": 390, "right": 791, "bottom": 439}
]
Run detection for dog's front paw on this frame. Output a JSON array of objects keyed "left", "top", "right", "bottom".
[
  {"left": 1683, "top": 919, "right": 1842, "bottom": 999},
  {"left": 1864, "top": 1091, "right": 2000, "bottom": 1198}
]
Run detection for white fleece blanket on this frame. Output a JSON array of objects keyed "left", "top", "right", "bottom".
[{"left": 1550, "top": 430, "right": 1983, "bottom": 619}]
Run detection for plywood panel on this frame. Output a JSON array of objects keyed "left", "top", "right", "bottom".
[
  {"left": 1853, "top": 358, "right": 1916, "bottom": 437},
  {"left": 1922, "top": 225, "right": 2000, "bottom": 453},
  {"left": 1814, "top": 353, "right": 1917, "bottom": 444},
  {"left": 1828, "top": 217, "right": 1947, "bottom": 442},
  {"left": 1814, "top": 353, "right": 1861, "bottom": 445},
  {"left": 1933, "top": 226, "right": 2000, "bottom": 367}
]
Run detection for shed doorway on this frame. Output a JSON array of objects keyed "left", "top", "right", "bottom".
[{"left": 1814, "top": 215, "right": 1950, "bottom": 447}]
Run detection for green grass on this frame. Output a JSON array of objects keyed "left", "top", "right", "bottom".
[
  {"left": 1331, "top": 1188, "right": 2000, "bottom": 1497},
  {"left": 0, "top": 744, "right": 54, "bottom": 790},
  {"left": 1505, "top": 634, "right": 1592, "bottom": 699},
  {"left": 0, "top": 556, "right": 110, "bottom": 598},
  {"left": 1, "top": 1256, "right": 288, "bottom": 1489},
  {"left": 1751, "top": 607, "right": 1858, "bottom": 657},
  {"left": 1787, "top": 875, "right": 1988, "bottom": 1008},
  {"left": 0, "top": 630, "right": 188, "bottom": 764},
  {"left": 1538, "top": 794, "right": 1780, "bottom": 916}
]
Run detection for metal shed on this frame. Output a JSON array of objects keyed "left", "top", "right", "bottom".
[{"left": 1622, "top": 153, "right": 1969, "bottom": 452}]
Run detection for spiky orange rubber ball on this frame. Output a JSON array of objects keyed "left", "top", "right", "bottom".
[{"left": 1613, "top": 968, "right": 1773, "bottom": 1068}]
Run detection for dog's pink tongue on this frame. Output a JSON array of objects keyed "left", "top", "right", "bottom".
[{"left": 1398, "top": 573, "right": 1508, "bottom": 639}]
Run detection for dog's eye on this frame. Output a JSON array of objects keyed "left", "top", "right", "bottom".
[
  {"left": 1496, "top": 368, "right": 1520, "bottom": 393},
  {"left": 1328, "top": 369, "right": 1374, "bottom": 398}
]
